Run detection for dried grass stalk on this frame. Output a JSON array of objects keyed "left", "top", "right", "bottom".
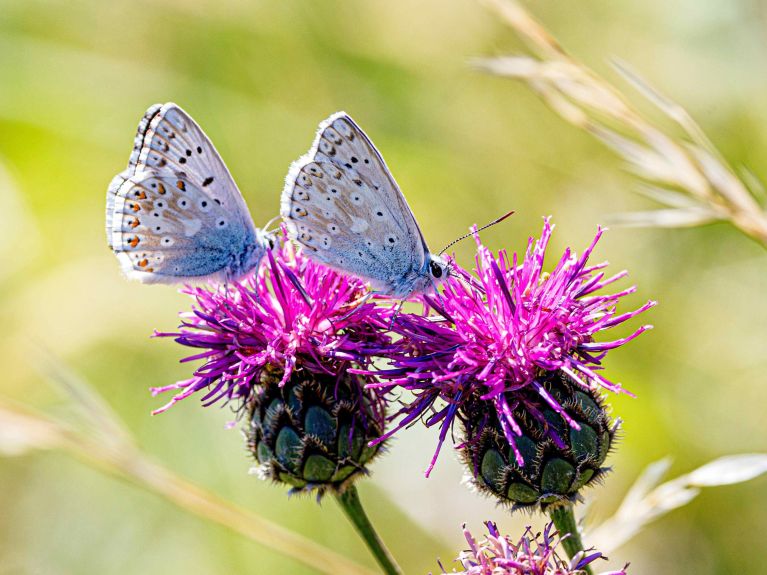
[
  {"left": 476, "top": 0, "right": 767, "bottom": 247},
  {"left": 0, "top": 357, "right": 379, "bottom": 575}
]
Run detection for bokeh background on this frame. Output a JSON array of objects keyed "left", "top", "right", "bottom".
[{"left": 1, "top": 1, "right": 766, "bottom": 573}]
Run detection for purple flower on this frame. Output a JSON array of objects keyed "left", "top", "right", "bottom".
[
  {"left": 367, "top": 218, "right": 654, "bottom": 475},
  {"left": 441, "top": 522, "right": 628, "bottom": 575},
  {"left": 151, "top": 241, "right": 392, "bottom": 414}
]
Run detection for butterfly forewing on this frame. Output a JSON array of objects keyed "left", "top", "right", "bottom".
[
  {"left": 127, "top": 103, "right": 254, "bottom": 233},
  {"left": 281, "top": 112, "right": 429, "bottom": 296},
  {"left": 315, "top": 115, "right": 427, "bottom": 249}
]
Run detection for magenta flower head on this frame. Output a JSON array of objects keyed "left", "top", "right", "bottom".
[
  {"left": 153, "top": 239, "right": 392, "bottom": 495},
  {"left": 439, "top": 522, "right": 627, "bottom": 575},
  {"left": 370, "top": 218, "right": 655, "bottom": 507}
]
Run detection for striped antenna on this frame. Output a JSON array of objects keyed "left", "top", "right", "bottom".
[{"left": 438, "top": 211, "right": 514, "bottom": 256}]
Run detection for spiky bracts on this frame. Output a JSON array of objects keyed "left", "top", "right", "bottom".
[
  {"left": 247, "top": 365, "right": 384, "bottom": 496},
  {"left": 461, "top": 373, "right": 616, "bottom": 510}
]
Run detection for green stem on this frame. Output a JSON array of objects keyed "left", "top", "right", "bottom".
[
  {"left": 548, "top": 503, "right": 593, "bottom": 575},
  {"left": 335, "top": 485, "right": 403, "bottom": 575}
]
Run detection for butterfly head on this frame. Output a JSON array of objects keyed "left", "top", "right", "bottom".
[{"left": 427, "top": 253, "right": 451, "bottom": 286}]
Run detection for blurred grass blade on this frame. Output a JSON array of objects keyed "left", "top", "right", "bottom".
[
  {"left": 0, "top": 401, "right": 64, "bottom": 456},
  {"left": 609, "top": 58, "right": 720, "bottom": 158},
  {"left": 588, "top": 123, "right": 708, "bottom": 196},
  {"left": 589, "top": 455, "right": 767, "bottom": 553},
  {"left": 740, "top": 167, "right": 767, "bottom": 204},
  {"left": 632, "top": 184, "right": 706, "bottom": 209},
  {"left": 0, "top": 398, "right": 377, "bottom": 575},
  {"left": 686, "top": 454, "right": 767, "bottom": 487},
  {"left": 613, "top": 457, "right": 671, "bottom": 516},
  {"left": 687, "top": 146, "right": 757, "bottom": 213},
  {"left": 472, "top": 55, "right": 541, "bottom": 79},
  {"left": 608, "top": 208, "right": 719, "bottom": 229},
  {"left": 35, "top": 347, "right": 134, "bottom": 449}
]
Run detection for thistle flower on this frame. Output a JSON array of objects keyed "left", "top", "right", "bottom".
[
  {"left": 439, "top": 521, "right": 627, "bottom": 575},
  {"left": 369, "top": 218, "right": 654, "bottom": 495},
  {"left": 153, "top": 241, "right": 392, "bottom": 493}
]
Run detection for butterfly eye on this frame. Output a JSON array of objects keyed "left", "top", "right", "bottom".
[{"left": 429, "top": 260, "right": 444, "bottom": 279}]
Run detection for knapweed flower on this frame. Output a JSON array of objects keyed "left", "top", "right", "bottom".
[
  {"left": 369, "top": 218, "right": 654, "bottom": 505},
  {"left": 152, "top": 240, "right": 392, "bottom": 494},
  {"left": 439, "top": 522, "right": 627, "bottom": 575}
]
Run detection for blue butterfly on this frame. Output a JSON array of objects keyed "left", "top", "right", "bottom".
[
  {"left": 106, "top": 103, "right": 274, "bottom": 283},
  {"left": 281, "top": 112, "right": 450, "bottom": 298}
]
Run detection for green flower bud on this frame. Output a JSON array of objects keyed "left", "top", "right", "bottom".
[
  {"left": 461, "top": 373, "right": 616, "bottom": 510},
  {"left": 247, "top": 365, "right": 384, "bottom": 497}
]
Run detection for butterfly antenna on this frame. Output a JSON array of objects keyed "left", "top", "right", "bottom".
[
  {"left": 438, "top": 210, "right": 514, "bottom": 256},
  {"left": 262, "top": 215, "right": 281, "bottom": 234}
]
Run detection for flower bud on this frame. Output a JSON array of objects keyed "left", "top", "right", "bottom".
[
  {"left": 461, "top": 372, "right": 615, "bottom": 509},
  {"left": 247, "top": 365, "right": 384, "bottom": 495}
]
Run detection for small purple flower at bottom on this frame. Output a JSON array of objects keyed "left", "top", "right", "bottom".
[
  {"left": 366, "top": 218, "right": 655, "bottom": 476},
  {"left": 440, "top": 522, "right": 628, "bottom": 575}
]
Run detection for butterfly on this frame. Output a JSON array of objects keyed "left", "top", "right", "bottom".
[
  {"left": 280, "top": 112, "right": 450, "bottom": 299},
  {"left": 106, "top": 102, "right": 275, "bottom": 283}
]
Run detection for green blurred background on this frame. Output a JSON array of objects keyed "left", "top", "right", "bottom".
[{"left": 1, "top": 0, "right": 766, "bottom": 573}]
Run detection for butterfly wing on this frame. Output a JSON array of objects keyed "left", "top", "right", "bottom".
[
  {"left": 281, "top": 112, "right": 429, "bottom": 296},
  {"left": 124, "top": 102, "right": 256, "bottom": 237},
  {"left": 107, "top": 169, "right": 268, "bottom": 283},
  {"left": 107, "top": 103, "right": 269, "bottom": 282}
]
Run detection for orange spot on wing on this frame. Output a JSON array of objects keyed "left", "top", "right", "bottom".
[
  {"left": 146, "top": 267, "right": 154, "bottom": 272},
  {"left": 157, "top": 183, "right": 166, "bottom": 195},
  {"left": 131, "top": 203, "right": 140, "bottom": 212},
  {"left": 176, "top": 180, "right": 186, "bottom": 191},
  {"left": 135, "top": 190, "right": 147, "bottom": 199},
  {"left": 130, "top": 218, "right": 140, "bottom": 229},
  {"left": 138, "top": 258, "right": 148, "bottom": 267},
  {"left": 129, "top": 236, "right": 140, "bottom": 248}
]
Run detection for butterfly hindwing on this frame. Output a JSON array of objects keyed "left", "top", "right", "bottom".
[
  {"left": 281, "top": 112, "right": 434, "bottom": 297},
  {"left": 107, "top": 169, "right": 265, "bottom": 283}
]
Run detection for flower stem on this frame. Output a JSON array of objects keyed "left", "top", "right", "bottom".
[
  {"left": 335, "top": 485, "right": 403, "bottom": 575},
  {"left": 548, "top": 502, "right": 593, "bottom": 575}
]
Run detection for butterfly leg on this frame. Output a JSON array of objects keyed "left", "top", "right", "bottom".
[
  {"left": 387, "top": 298, "right": 407, "bottom": 330},
  {"left": 338, "top": 290, "right": 375, "bottom": 322},
  {"left": 428, "top": 275, "right": 448, "bottom": 309}
]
